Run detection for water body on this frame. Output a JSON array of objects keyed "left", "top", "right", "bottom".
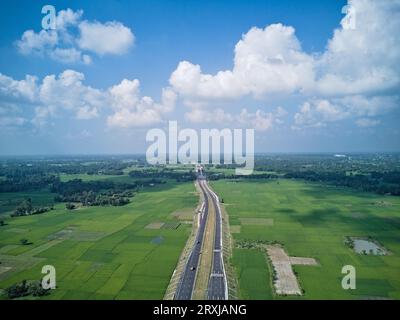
[
  {"left": 151, "top": 236, "right": 164, "bottom": 245},
  {"left": 353, "top": 239, "right": 386, "bottom": 255}
]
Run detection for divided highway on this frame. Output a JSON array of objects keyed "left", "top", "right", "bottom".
[
  {"left": 174, "top": 168, "right": 228, "bottom": 300},
  {"left": 203, "top": 181, "right": 228, "bottom": 300},
  {"left": 174, "top": 174, "right": 209, "bottom": 299}
]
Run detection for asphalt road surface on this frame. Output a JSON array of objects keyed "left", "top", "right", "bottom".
[
  {"left": 174, "top": 175, "right": 210, "bottom": 300},
  {"left": 204, "top": 180, "right": 228, "bottom": 300},
  {"left": 175, "top": 168, "right": 228, "bottom": 300}
]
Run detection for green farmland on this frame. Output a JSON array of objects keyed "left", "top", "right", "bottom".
[
  {"left": 211, "top": 179, "right": 400, "bottom": 300},
  {"left": 0, "top": 181, "right": 197, "bottom": 299}
]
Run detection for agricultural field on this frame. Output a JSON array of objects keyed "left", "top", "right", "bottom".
[
  {"left": 211, "top": 179, "right": 400, "bottom": 300},
  {"left": 0, "top": 179, "right": 197, "bottom": 299},
  {"left": 0, "top": 190, "right": 56, "bottom": 217}
]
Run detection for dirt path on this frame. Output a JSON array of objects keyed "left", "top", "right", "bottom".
[{"left": 266, "top": 245, "right": 318, "bottom": 296}]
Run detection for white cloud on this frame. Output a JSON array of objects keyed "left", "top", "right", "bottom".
[
  {"left": 50, "top": 47, "right": 92, "bottom": 64},
  {"left": 16, "top": 8, "right": 134, "bottom": 64},
  {"left": 171, "top": 0, "right": 400, "bottom": 101},
  {"left": 0, "top": 70, "right": 175, "bottom": 129},
  {"left": 185, "top": 106, "right": 287, "bottom": 131},
  {"left": 77, "top": 21, "right": 134, "bottom": 55},
  {"left": 107, "top": 79, "right": 175, "bottom": 128},
  {"left": 237, "top": 109, "right": 275, "bottom": 131},
  {"left": 317, "top": 0, "right": 400, "bottom": 97},
  {"left": 38, "top": 70, "right": 105, "bottom": 121},
  {"left": 294, "top": 100, "right": 349, "bottom": 128},
  {"left": 16, "top": 30, "right": 58, "bottom": 55},
  {"left": 0, "top": 73, "right": 37, "bottom": 102},
  {"left": 0, "top": 70, "right": 105, "bottom": 126},
  {"left": 169, "top": 0, "right": 400, "bottom": 130},
  {"left": 56, "top": 8, "right": 83, "bottom": 30},
  {"left": 294, "top": 95, "right": 398, "bottom": 128},
  {"left": 338, "top": 95, "right": 398, "bottom": 117},
  {"left": 170, "top": 23, "right": 314, "bottom": 100}
]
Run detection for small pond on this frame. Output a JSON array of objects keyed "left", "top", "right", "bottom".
[{"left": 353, "top": 239, "right": 387, "bottom": 255}]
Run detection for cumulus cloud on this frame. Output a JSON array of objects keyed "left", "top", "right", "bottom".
[
  {"left": 6, "top": 0, "right": 399, "bottom": 133},
  {"left": 294, "top": 100, "right": 349, "bottom": 128},
  {"left": 0, "top": 73, "right": 38, "bottom": 102},
  {"left": 169, "top": 0, "right": 400, "bottom": 129},
  {"left": 170, "top": 23, "right": 314, "bottom": 100},
  {"left": 38, "top": 70, "right": 105, "bottom": 122},
  {"left": 17, "top": 30, "right": 58, "bottom": 55},
  {"left": 0, "top": 70, "right": 175, "bottom": 129},
  {"left": 78, "top": 21, "right": 134, "bottom": 55},
  {"left": 294, "top": 95, "right": 398, "bottom": 128},
  {"left": 107, "top": 79, "right": 176, "bottom": 128},
  {"left": 16, "top": 8, "right": 134, "bottom": 64},
  {"left": 185, "top": 106, "right": 287, "bottom": 131},
  {"left": 317, "top": 0, "right": 400, "bottom": 96},
  {"left": 171, "top": 0, "right": 399, "bottom": 100},
  {"left": 1, "top": 69, "right": 117, "bottom": 127}
]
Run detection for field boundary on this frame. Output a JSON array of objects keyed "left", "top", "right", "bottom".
[{"left": 220, "top": 201, "right": 239, "bottom": 300}]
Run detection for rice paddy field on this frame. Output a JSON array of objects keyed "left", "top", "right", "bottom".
[
  {"left": 211, "top": 179, "right": 400, "bottom": 300},
  {"left": 0, "top": 180, "right": 197, "bottom": 299}
]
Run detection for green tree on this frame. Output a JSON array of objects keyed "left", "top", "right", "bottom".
[
  {"left": 66, "top": 203, "right": 76, "bottom": 210},
  {"left": 20, "top": 238, "right": 31, "bottom": 245}
]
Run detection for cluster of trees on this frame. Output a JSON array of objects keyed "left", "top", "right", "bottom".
[
  {"left": 0, "top": 173, "right": 58, "bottom": 192},
  {"left": 56, "top": 191, "right": 131, "bottom": 207},
  {"left": 52, "top": 179, "right": 135, "bottom": 207},
  {"left": 207, "top": 172, "right": 278, "bottom": 181},
  {"left": 0, "top": 156, "right": 149, "bottom": 193},
  {"left": 128, "top": 168, "right": 196, "bottom": 182},
  {"left": 284, "top": 171, "right": 400, "bottom": 195},
  {"left": 0, "top": 155, "right": 146, "bottom": 177},
  {"left": 5, "top": 280, "right": 49, "bottom": 299},
  {"left": 11, "top": 198, "right": 52, "bottom": 217}
]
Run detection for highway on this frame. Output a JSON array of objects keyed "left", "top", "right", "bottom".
[
  {"left": 174, "top": 171, "right": 210, "bottom": 299},
  {"left": 203, "top": 179, "right": 228, "bottom": 300},
  {"left": 174, "top": 167, "right": 228, "bottom": 300}
]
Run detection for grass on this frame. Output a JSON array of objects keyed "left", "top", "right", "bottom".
[
  {"left": 211, "top": 178, "right": 400, "bottom": 300},
  {"left": 232, "top": 248, "right": 273, "bottom": 299},
  {"left": 0, "top": 190, "right": 56, "bottom": 217},
  {"left": 0, "top": 179, "right": 197, "bottom": 299}
]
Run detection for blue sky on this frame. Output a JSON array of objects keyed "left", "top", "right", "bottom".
[{"left": 0, "top": 0, "right": 399, "bottom": 154}]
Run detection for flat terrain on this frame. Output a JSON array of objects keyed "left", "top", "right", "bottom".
[
  {"left": 211, "top": 179, "right": 400, "bottom": 300},
  {"left": 0, "top": 180, "right": 197, "bottom": 299},
  {"left": 0, "top": 190, "right": 56, "bottom": 217}
]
